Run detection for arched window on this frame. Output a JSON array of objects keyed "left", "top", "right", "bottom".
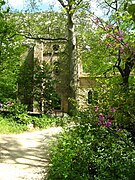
[{"left": 88, "top": 90, "right": 92, "bottom": 104}]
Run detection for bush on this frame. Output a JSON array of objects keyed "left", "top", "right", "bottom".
[
  {"left": 0, "top": 113, "right": 68, "bottom": 134},
  {"left": 2, "top": 101, "right": 64, "bottom": 128},
  {"left": 48, "top": 119, "right": 135, "bottom": 180},
  {"left": 48, "top": 76, "right": 135, "bottom": 179},
  {"left": 0, "top": 116, "right": 28, "bottom": 133},
  {"left": 16, "top": 113, "right": 33, "bottom": 125},
  {"left": 11, "top": 113, "right": 64, "bottom": 128},
  {"left": 94, "top": 78, "right": 135, "bottom": 128},
  {"left": 32, "top": 115, "right": 51, "bottom": 128},
  {"left": 6, "top": 101, "right": 27, "bottom": 116}
]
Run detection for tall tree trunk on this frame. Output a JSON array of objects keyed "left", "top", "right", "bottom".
[
  {"left": 57, "top": 0, "right": 83, "bottom": 114},
  {"left": 67, "top": 12, "right": 78, "bottom": 114}
]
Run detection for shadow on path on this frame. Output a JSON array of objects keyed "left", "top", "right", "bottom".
[{"left": 0, "top": 127, "right": 62, "bottom": 180}]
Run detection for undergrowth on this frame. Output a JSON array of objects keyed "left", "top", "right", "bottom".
[
  {"left": 0, "top": 116, "right": 27, "bottom": 134},
  {"left": 0, "top": 114, "right": 69, "bottom": 134},
  {"left": 48, "top": 111, "right": 135, "bottom": 180}
]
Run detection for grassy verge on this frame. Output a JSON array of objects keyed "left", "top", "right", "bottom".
[
  {"left": 0, "top": 117, "right": 27, "bottom": 134},
  {"left": 0, "top": 114, "right": 70, "bottom": 134}
]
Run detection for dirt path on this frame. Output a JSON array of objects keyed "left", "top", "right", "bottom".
[{"left": 0, "top": 127, "right": 62, "bottom": 180}]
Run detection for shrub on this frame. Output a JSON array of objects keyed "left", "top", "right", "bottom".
[
  {"left": 16, "top": 113, "right": 33, "bottom": 125},
  {"left": 32, "top": 115, "right": 50, "bottom": 128},
  {"left": 0, "top": 116, "right": 28, "bottom": 133},
  {"left": 7, "top": 101, "right": 27, "bottom": 116},
  {"left": 94, "top": 78, "right": 135, "bottom": 128},
  {"left": 48, "top": 120, "right": 135, "bottom": 180},
  {"left": 47, "top": 76, "right": 135, "bottom": 179}
]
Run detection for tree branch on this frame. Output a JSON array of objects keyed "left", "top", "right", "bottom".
[
  {"left": 57, "top": 0, "right": 66, "bottom": 8},
  {"left": 113, "top": 65, "right": 124, "bottom": 77},
  {"left": 123, "top": 59, "right": 133, "bottom": 77},
  {"left": 9, "top": 31, "right": 68, "bottom": 42},
  {"left": 75, "top": 0, "right": 83, "bottom": 7},
  {"left": 113, "top": 48, "right": 124, "bottom": 77},
  {"left": 21, "top": 34, "right": 67, "bottom": 41},
  {"left": 117, "top": 48, "right": 121, "bottom": 66},
  {"left": 104, "top": 0, "right": 117, "bottom": 11},
  {"left": 7, "top": 33, "right": 18, "bottom": 40}
]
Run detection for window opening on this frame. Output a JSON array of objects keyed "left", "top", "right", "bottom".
[{"left": 88, "top": 90, "right": 92, "bottom": 104}]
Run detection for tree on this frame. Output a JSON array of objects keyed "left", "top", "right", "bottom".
[
  {"left": 84, "top": 0, "right": 135, "bottom": 127},
  {"left": 18, "top": 55, "right": 60, "bottom": 112},
  {"left": 50, "top": 0, "right": 91, "bottom": 114},
  {"left": 15, "top": 0, "right": 91, "bottom": 114},
  {"left": 80, "top": 0, "right": 135, "bottom": 88},
  {"left": 33, "top": 60, "right": 60, "bottom": 113},
  {"left": 96, "top": 0, "right": 135, "bottom": 87},
  {"left": 0, "top": 0, "right": 25, "bottom": 102}
]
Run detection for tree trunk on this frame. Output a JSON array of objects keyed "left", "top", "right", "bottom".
[
  {"left": 67, "top": 12, "right": 78, "bottom": 114},
  {"left": 122, "top": 61, "right": 133, "bottom": 87}
]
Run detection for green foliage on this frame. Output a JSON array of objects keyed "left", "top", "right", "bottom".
[
  {"left": 0, "top": 116, "right": 28, "bottom": 134},
  {"left": 0, "top": 111, "right": 67, "bottom": 134},
  {"left": 92, "top": 77, "right": 135, "bottom": 127},
  {"left": 12, "top": 113, "right": 56, "bottom": 128},
  {"left": 3, "top": 101, "right": 31, "bottom": 125},
  {"left": 7, "top": 101, "right": 27, "bottom": 115},
  {"left": 13, "top": 11, "right": 67, "bottom": 39},
  {"left": 48, "top": 116, "right": 135, "bottom": 180},
  {"left": 0, "top": 100, "right": 68, "bottom": 132},
  {"left": 32, "top": 115, "right": 64, "bottom": 128},
  {"left": 48, "top": 73, "right": 135, "bottom": 180},
  {"left": 17, "top": 48, "right": 34, "bottom": 110},
  {"left": 127, "top": 3, "right": 135, "bottom": 21},
  {"left": 33, "top": 60, "right": 60, "bottom": 112},
  {"left": 0, "top": 1, "right": 26, "bottom": 102},
  {"left": 80, "top": 0, "right": 135, "bottom": 87},
  {"left": 18, "top": 56, "right": 60, "bottom": 112}
]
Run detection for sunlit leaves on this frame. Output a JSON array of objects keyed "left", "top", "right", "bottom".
[
  {"left": 13, "top": 11, "right": 67, "bottom": 40},
  {"left": 0, "top": 1, "right": 26, "bottom": 101},
  {"left": 127, "top": 3, "right": 135, "bottom": 21}
]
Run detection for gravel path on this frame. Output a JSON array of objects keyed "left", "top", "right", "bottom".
[{"left": 0, "top": 127, "right": 62, "bottom": 180}]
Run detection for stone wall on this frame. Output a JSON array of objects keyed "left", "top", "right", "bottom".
[
  {"left": 24, "top": 41, "right": 98, "bottom": 113},
  {"left": 34, "top": 41, "right": 69, "bottom": 112}
]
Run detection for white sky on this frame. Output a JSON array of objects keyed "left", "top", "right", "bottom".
[
  {"left": 7, "top": 0, "right": 24, "bottom": 8},
  {"left": 7, "top": 0, "right": 60, "bottom": 10},
  {"left": 6, "top": 0, "right": 103, "bottom": 16}
]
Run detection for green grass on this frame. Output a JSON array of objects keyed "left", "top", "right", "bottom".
[
  {"left": 0, "top": 117, "right": 28, "bottom": 134},
  {"left": 0, "top": 114, "right": 70, "bottom": 134}
]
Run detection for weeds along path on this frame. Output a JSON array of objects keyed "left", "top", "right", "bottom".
[{"left": 0, "top": 127, "right": 62, "bottom": 180}]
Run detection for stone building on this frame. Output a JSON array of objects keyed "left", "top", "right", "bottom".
[{"left": 19, "top": 40, "right": 97, "bottom": 113}]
